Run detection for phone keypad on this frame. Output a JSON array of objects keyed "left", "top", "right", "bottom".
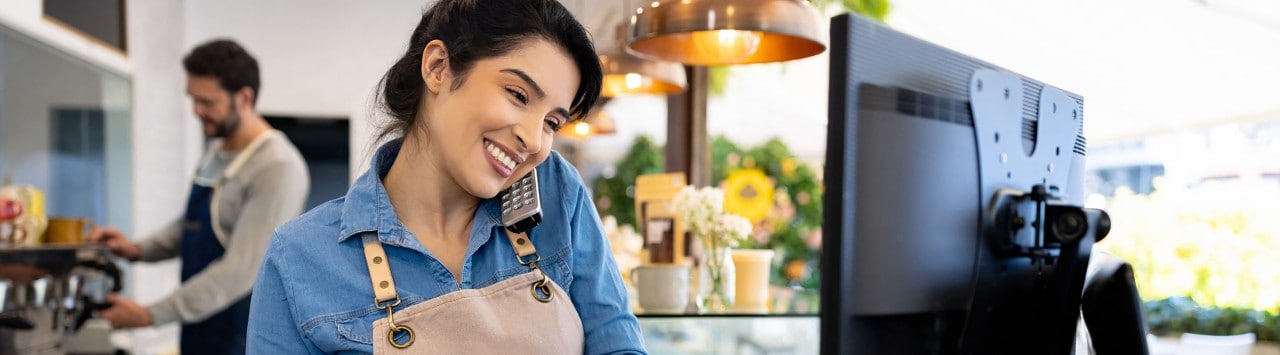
[{"left": 501, "top": 171, "right": 542, "bottom": 233}]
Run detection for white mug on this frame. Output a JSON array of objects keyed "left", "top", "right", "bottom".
[{"left": 630, "top": 264, "right": 690, "bottom": 314}]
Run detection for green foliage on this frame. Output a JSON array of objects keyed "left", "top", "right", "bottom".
[
  {"left": 740, "top": 138, "right": 823, "bottom": 228},
  {"left": 711, "top": 136, "right": 824, "bottom": 289},
  {"left": 843, "top": 0, "right": 891, "bottom": 21},
  {"left": 1146, "top": 297, "right": 1280, "bottom": 341},
  {"left": 707, "top": 66, "right": 732, "bottom": 97},
  {"left": 1100, "top": 184, "right": 1280, "bottom": 311},
  {"left": 710, "top": 136, "right": 743, "bottom": 183},
  {"left": 809, "top": 0, "right": 890, "bottom": 21},
  {"left": 1100, "top": 181, "right": 1280, "bottom": 339},
  {"left": 595, "top": 135, "right": 825, "bottom": 290},
  {"left": 592, "top": 135, "right": 664, "bottom": 228}
]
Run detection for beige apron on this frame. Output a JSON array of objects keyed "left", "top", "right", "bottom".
[{"left": 360, "top": 230, "right": 585, "bottom": 354}]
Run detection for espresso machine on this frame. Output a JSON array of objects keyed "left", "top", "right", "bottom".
[{"left": 1, "top": 245, "right": 121, "bottom": 355}]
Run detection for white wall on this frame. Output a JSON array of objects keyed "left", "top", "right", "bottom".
[
  {"left": 125, "top": 0, "right": 195, "bottom": 351},
  {"left": 182, "top": 0, "right": 433, "bottom": 179},
  {"left": 183, "top": 0, "right": 425, "bottom": 118}
]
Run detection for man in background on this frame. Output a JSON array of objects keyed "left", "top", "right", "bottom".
[{"left": 89, "top": 39, "right": 309, "bottom": 355}]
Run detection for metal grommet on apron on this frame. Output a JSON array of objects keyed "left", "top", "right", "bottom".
[{"left": 360, "top": 229, "right": 584, "bottom": 354}]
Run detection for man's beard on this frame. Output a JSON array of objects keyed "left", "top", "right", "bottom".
[{"left": 211, "top": 100, "right": 242, "bottom": 138}]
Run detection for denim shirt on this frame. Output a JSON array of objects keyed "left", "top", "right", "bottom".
[{"left": 247, "top": 140, "right": 646, "bottom": 354}]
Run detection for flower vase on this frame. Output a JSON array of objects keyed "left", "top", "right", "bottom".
[{"left": 701, "top": 244, "right": 735, "bottom": 313}]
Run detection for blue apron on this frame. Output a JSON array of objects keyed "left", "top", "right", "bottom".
[
  {"left": 178, "top": 183, "right": 252, "bottom": 354},
  {"left": 177, "top": 132, "right": 275, "bottom": 354}
]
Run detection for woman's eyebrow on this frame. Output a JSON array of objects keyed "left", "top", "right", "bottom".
[
  {"left": 501, "top": 68, "right": 546, "bottom": 99},
  {"left": 502, "top": 68, "right": 571, "bottom": 119}
]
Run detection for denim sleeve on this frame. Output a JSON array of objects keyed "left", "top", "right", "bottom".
[
  {"left": 247, "top": 235, "right": 324, "bottom": 354},
  {"left": 566, "top": 182, "right": 648, "bottom": 355}
]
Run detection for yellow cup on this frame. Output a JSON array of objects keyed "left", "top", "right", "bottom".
[
  {"left": 45, "top": 217, "right": 92, "bottom": 244},
  {"left": 730, "top": 249, "right": 775, "bottom": 313}
]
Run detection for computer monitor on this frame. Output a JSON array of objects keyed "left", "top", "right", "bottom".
[{"left": 821, "top": 13, "right": 1139, "bottom": 354}]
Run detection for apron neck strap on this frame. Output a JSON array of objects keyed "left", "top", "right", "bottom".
[
  {"left": 222, "top": 130, "right": 277, "bottom": 182},
  {"left": 360, "top": 228, "right": 540, "bottom": 306},
  {"left": 361, "top": 233, "right": 400, "bottom": 306},
  {"left": 193, "top": 130, "right": 278, "bottom": 187},
  {"left": 505, "top": 230, "right": 539, "bottom": 267}
]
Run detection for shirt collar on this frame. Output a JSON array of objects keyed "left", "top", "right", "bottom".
[{"left": 337, "top": 139, "right": 505, "bottom": 244}]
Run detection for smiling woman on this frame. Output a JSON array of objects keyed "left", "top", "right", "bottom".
[{"left": 244, "top": 0, "right": 646, "bottom": 354}]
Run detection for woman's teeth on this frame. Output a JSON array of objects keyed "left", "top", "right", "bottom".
[{"left": 486, "top": 141, "right": 516, "bottom": 171}]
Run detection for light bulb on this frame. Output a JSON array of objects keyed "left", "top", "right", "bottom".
[
  {"left": 691, "top": 30, "right": 762, "bottom": 63},
  {"left": 624, "top": 73, "right": 643, "bottom": 90},
  {"left": 574, "top": 122, "right": 591, "bottom": 136}
]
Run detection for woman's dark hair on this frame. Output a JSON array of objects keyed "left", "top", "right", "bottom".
[
  {"left": 183, "top": 39, "right": 261, "bottom": 106},
  {"left": 377, "top": 0, "right": 603, "bottom": 141}
]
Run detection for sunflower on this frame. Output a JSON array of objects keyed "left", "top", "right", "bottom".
[{"left": 722, "top": 169, "right": 774, "bottom": 224}]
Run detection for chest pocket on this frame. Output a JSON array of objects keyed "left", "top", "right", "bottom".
[
  {"left": 334, "top": 308, "right": 383, "bottom": 348},
  {"left": 302, "top": 307, "right": 379, "bottom": 353},
  {"left": 305, "top": 296, "right": 425, "bottom": 353}
]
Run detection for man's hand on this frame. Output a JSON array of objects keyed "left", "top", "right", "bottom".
[
  {"left": 100, "top": 294, "right": 154, "bottom": 329},
  {"left": 87, "top": 226, "right": 142, "bottom": 261}
]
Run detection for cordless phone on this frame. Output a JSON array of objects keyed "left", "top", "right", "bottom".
[{"left": 500, "top": 170, "right": 542, "bottom": 234}]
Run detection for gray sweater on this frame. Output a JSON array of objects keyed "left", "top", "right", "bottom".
[{"left": 136, "top": 130, "right": 309, "bottom": 325}]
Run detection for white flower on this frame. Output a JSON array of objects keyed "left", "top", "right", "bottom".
[
  {"left": 673, "top": 185, "right": 725, "bottom": 237},
  {"left": 712, "top": 213, "right": 753, "bottom": 247},
  {"left": 672, "top": 185, "right": 753, "bottom": 248}
]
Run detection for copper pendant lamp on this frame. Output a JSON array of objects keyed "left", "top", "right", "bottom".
[
  {"left": 599, "top": 24, "right": 687, "bottom": 97},
  {"left": 599, "top": 50, "right": 688, "bottom": 97},
  {"left": 627, "top": 0, "right": 826, "bottom": 66},
  {"left": 558, "top": 107, "right": 617, "bottom": 140}
]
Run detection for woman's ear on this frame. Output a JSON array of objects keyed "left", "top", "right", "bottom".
[{"left": 421, "top": 40, "right": 450, "bottom": 94}]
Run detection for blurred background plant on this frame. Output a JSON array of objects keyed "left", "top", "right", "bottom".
[
  {"left": 712, "top": 136, "right": 823, "bottom": 289},
  {"left": 593, "top": 135, "right": 664, "bottom": 228},
  {"left": 592, "top": 135, "right": 824, "bottom": 290},
  {"left": 1145, "top": 297, "right": 1280, "bottom": 341},
  {"left": 1097, "top": 177, "right": 1280, "bottom": 340}
]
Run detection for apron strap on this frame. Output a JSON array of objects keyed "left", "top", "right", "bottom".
[
  {"left": 504, "top": 230, "right": 540, "bottom": 267},
  {"left": 220, "top": 130, "right": 278, "bottom": 184},
  {"left": 360, "top": 229, "right": 542, "bottom": 305},
  {"left": 503, "top": 230, "right": 553, "bottom": 303},
  {"left": 361, "top": 233, "right": 399, "bottom": 306},
  {"left": 360, "top": 233, "right": 415, "bottom": 348},
  {"left": 201, "top": 130, "right": 279, "bottom": 246},
  {"left": 359, "top": 226, "right": 550, "bottom": 349}
]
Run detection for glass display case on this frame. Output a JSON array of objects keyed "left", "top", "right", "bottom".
[
  {"left": 0, "top": 22, "right": 133, "bottom": 232},
  {"left": 1, "top": 20, "right": 133, "bottom": 355},
  {"left": 635, "top": 286, "right": 821, "bottom": 354},
  {"left": 639, "top": 313, "right": 818, "bottom": 355}
]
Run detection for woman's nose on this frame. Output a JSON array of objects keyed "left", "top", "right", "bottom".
[{"left": 515, "top": 118, "right": 543, "bottom": 153}]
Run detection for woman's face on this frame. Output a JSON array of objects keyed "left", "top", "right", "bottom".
[{"left": 422, "top": 38, "right": 580, "bottom": 199}]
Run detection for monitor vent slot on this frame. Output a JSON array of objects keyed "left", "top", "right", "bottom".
[
  {"left": 886, "top": 86, "right": 974, "bottom": 126},
  {"left": 865, "top": 84, "right": 1088, "bottom": 157}
]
